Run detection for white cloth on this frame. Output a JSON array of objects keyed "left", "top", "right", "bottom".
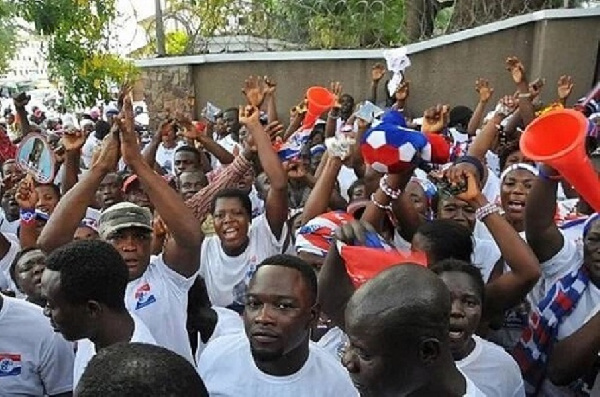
[
  {"left": 199, "top": 333, "right": 356, "bottom": 397},
  {"left": 0, "top": 234, "right": 21, "bottom": 295},
  {"left": 72, "top": 313, "right": 156, "bottom": 387},
  {"left": 212, "top": 135, "right": 242, "bottom": 169},
  {"left": 0, "top": 216, "right": 19, "bottom": 235},
  {"left": 485, "top": 151, "right": 501, "bottom": 178},
  {"left": 194, "top": 306, "right": 244, "bottom": 365},
  {"left": 81, "top": 133, "right": 101, "bottom": 169},
  {"left": 457, "top": 335, "right": 524, "bottom": 397},
  {"left": 337, "top": 165, "right": 358, "bottom": 202},
  {"left": 125, "top": 254, "right": 197, "bottom": 364},
  {"left": 0, "top": 295, "right": 74, "bottom": 396},
  {"left": 200, "top": 214, "right": 287, "bottom": 308},
  {"left": 471, "top": 237, "right": 501, "bottom": 282},
  {"left": 155, "top": 141, "right": 184, "bottom": 175},
  {"left": 482, "top": 169, "right": 501, "bottom": 205},
  {"left": 463, "top": 371, "right": 488, "bottom": 397},
  {"left": 316, "top": 326, "right": 348, "bottom": 361}
]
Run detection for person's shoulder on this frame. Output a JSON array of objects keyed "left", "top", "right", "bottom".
[
  {"left": 308, "top": 342, "right": 351, "bottom": 375},
  {"left": 199, "top": 333, "right": 248, "bottom": 369},
  {"left": 1, "top": 296, "right": 54, "bottom": 334},
  {"left": 306, "top": 343, "right": 355, "bottom": 391},
  {"left": 475, "top": 336, "right": 520, "bottom": 370}
]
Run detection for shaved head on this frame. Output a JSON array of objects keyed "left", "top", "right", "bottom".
[{"left": 346, "top": 264, "right": 451, "bottom": 340}]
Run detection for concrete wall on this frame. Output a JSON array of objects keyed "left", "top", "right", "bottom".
[{"left": 137, "top": 9, "right": 600, "bottom": 130}]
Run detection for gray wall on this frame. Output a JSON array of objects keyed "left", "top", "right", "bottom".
[{"left": 138, "top": 11, "right": 600, "bottom": 130}]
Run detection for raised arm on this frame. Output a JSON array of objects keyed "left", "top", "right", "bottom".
[
  {"left": 467, "top": 78, "right": 494, "bottom": 136},
  {"left": 119, "top": 96, "right": 202, "bottom": 278},
  {"left": 467, "top": 96, "right": 516, "bottom": 160},
  {"left": 301, "top": 155, "right": 343, "bottom": 226},
  {"left": 60, "top": 130, "right": 87, "bottom": 195},
  {"left": 369, "top": 63, "right": 386, "bottom": 104},
  {"left": 547, "top": 310, "right": 600, "bottom": 386},
  {"left": 524, "top": 165, "right": 564, "bottom": 263},
  {"left": 241, "top": 106, "right": 288, "bottom": 239},
  {"left": 445, "top": 168, "right": 540, "bottom": 315},
  {"left": 37, "top": 133, "right": 119, "bottom": 253}
]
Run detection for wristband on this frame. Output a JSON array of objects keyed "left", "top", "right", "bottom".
[
  {"left": 475, "top": 203, "right": 501, "bottom": 222},
  {"left": 370, "top": 194, "right": 392, "bottom": 211},
  {"left": 518, "top": 92, "right": 532, "bottom": 99},
  {"left": 379, "top": 175, "right": 402, "bottom": 200},
  {"left": 20, "top": 209, "right": 36, "bottom": 225}
]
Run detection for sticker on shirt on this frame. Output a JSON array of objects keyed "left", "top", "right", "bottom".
[
  {"left": 232, "top": 260, "right": 258, "bottom": 306},
  {"left": 134, "top": 283, "right": 156, "bottom": 310},
  {"left": 0, "top": 354, "right": 21, "bottom": 377}
]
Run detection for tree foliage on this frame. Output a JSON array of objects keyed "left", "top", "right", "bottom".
[{"left": 12, "top": 0, "right": 136, "bottom": 107}]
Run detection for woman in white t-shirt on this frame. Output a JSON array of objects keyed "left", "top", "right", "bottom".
[
  {"left": 199, "top": 107, "right": 289, "bottom": 312},
  {"left": 430, "top": 259, "right": 525, "bottom": 397}
]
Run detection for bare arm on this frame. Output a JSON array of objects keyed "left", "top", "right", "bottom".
[
  {"left": 547, "top": 311, "right": 600, "bottom": 386},
  {"left": 301, "top": 156, "right": 343, "bottom": 226},
  {"left": 318, "top": 245, "right": 354, "bottom": 331},
  {"left": 198, "top": 134, "right": 234, "bottom": 166},
  {"left": 244, "top": 109, "right": 288, "bottom": 239},
  {"left": 524, "top": 166, "right": 564, "bottom": 263},
  {"left": 121, "top": 101, "right": 202, "bottom": 278}
]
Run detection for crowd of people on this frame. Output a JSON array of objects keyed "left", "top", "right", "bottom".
[{"left": 0, "top": 54, "right": 599, "bottom": 397}]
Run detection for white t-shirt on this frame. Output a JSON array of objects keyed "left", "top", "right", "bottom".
[
  {"left": 72, "top": 312, "right": 156, "bottom": 387},
  {"left": 463, "top": 371, "right": 488, "bottom": 397},
  {"left": 81, "top": 133, "right": 101, "bottom": 169},
  {"left": 155, "top": 141, "right": 183, "bottom": 175},
  {"left": 471, "top": 237, "right": 501, "bottom": 282},
  {"left": 532, "top": 236, "right": 600, "bottom": 395},
  {"left": 0, "top": 295, "right": 74, "bottom": 396},
  {"left": 199, "top": 333, "right": 356, "bottom": 397},
  {"left": 125, "top": 254, "right": 197, "bottom": 364},
  {"left": 316, "top": 326, "right": 348, "bottom": 361},
  {"left": 0, "top": 234, "right": 21, "bottom": 295},
  {"left": 212, "top": 134, "right": 242, "bottom": 169},
  {"left": 457, "top": 335, "right": 524, "bottom": 397},
  {"left": 485, "top": 151, "right": 501, "bottom": 178},
  {"left": 482, "top": 169, "right": 501, "bottom": 204},
  {"left": 194, "top": 306, "right": 244, "bottom": 365},
  {"left": 0, "top": 216, "right": 19, "bottom": 235},
  {"left": 200, "top": 214, "right": 286, "bottom": 309}
]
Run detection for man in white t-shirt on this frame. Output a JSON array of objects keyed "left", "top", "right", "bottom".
[
  {"left": 38, "top": 113, "right": 204, "bottom": 365},
  {"left": 199, "top": 255, "right": 356, "bottom": 396},
  {"left": 40, "top": 239, "right": 156, "bottom": 388},
  {"left": 0, "top": 293, "right": 74, "bottom": 396},
  {"left": 342, "top": 265, "right": 485, "bottom": 396}
]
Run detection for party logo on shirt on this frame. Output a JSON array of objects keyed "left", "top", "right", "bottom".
[
  {"left": 134, "top": 283, "right": 156, "bottom": 310},
  {"left": 0, "top": 354, "right": 21, "bottom": 377}
]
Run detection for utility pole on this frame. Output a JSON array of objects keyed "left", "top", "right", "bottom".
[{"left": 155, "top": 0, "right": 166, "bottom": 56}]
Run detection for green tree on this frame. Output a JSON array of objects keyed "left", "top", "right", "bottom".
[
  {"left": 0, "top": 1, "right": 19, "bottom": 74},
  {"left": 14, "top": 0, "right": 136, "bottom": 107}
]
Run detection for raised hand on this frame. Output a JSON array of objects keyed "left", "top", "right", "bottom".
[
  {"left": 117, "top": 90, "right": 141, "bottom": 165},
  {"left": 330, "top": 81, "right": 343, "bottom": 109},
  {"left": 61, "top": 130, "right": 86, "bottom": 152},
  {"left": 395, "top": 80, "right": 410, "bottom": 102},
  {"left": 15, "top": 175, "right": 38, "bottom": 210},
  {"left": 264, "top": 76, "right": 277, "bottom": 96},
  {"left": 334, "top": 220, "right": 377, "bottom": 246},
  {"left": 443, "top": 167, "right": 480, "bottom": 203},
  {"left": 506, "top": 56, "right": 526, "bottom": 85},
  {"left": 495, "top": 95, "right": 518, "bottom": 117},
  {"left": 371, "top": 63, "right": 386, "bottom": 83},
  {"left": 529, "top": 77, "right": 545, "bottom": 99},
  {"left": 238, "top": 105, "right": 260, "bottom": 127},
  {"left": 475, "top": 78, "right": 494, "bottom": 103},
  {"left": 264, "top": 121, "right": 284, "bottom": 142},
  {"left": 285, "top": 160, "right": 307, "bottom": 180},
  {"left": 557, "top": 75, "right": 574, "bottom": 100},
  {"left": 242, "top": 76, "right": 267, "bottom": 108},
  {"left": 422, "top": 104, "right": 449, "bottom": 133},
  {"left": 93, "top": 131, "right": 120, "bottom": 173},
  {"left": 13, "top": 92, "right": 31, "bottom": 109}
]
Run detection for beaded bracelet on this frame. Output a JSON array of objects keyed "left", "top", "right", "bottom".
[
  {"left": 20, "top": 209, "right": 36, "bottom": 225},
  {"left": 475, "top": 203, "right": 501, "bottom": 222},
  {"left": 370, "top": 194, "right": 392, "bottom": 211},
  {"left": 379, "top": 175, "right": 402, "bottom": 200}
]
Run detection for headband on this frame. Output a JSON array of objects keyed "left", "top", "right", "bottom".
[
  {"left": 500, "top": 163, "right": 539, "bottom": 182},
  {"left": 454, "top": 155, "right": 485, "bottom": 183},
  {"left": 410, "top": 177, "right": 438, "bottom": 199}
]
